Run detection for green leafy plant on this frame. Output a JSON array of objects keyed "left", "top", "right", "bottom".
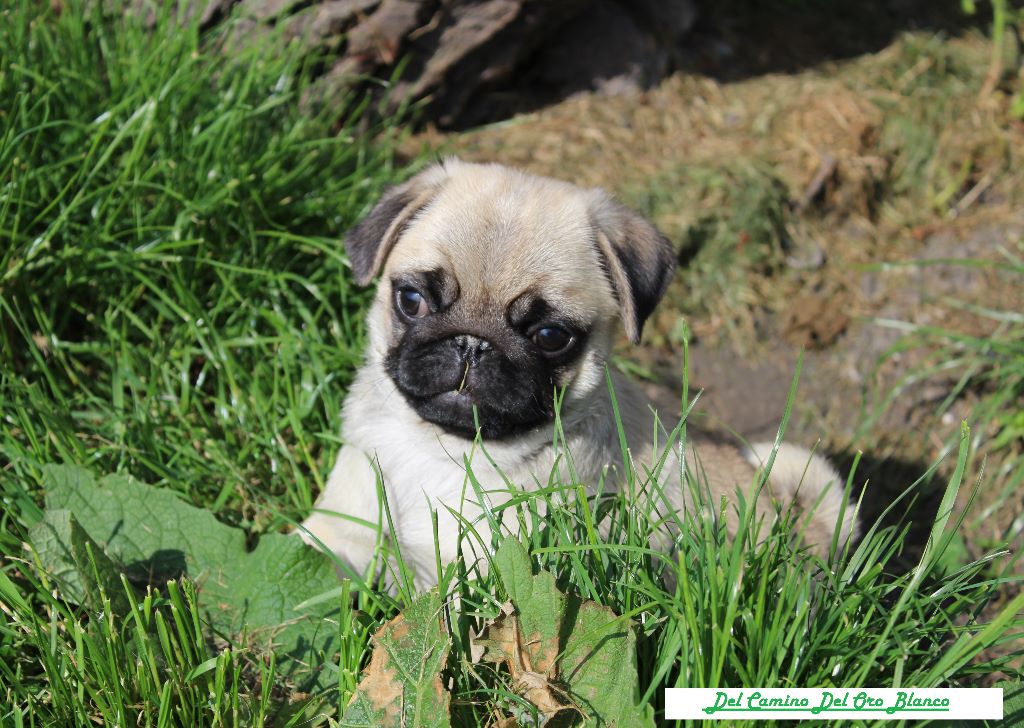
[
  {"left": 29, "top": 464, "right": 345, "bottom": 689},
  {"left": 475, "top": 540, "right": 650, "bottom": 726}
]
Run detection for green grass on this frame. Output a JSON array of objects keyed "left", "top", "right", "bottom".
[
  {"left": 0, "top": 0, "right": 404, "bottom": 721},
  {"left": 430, "top": 370, "right": 1024, "bottom": 726},
  {"left": 864, "top": 246, "right": 1024, "bottom": 555},
  {"left": 2, "top": 1, "right": 1023, "bottom": 725},
  {"left": 0, "top": 0, "right": 405, "bottom": 526}
]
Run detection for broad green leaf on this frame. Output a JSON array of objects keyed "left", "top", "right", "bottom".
[
  {"left": 34, "top": 464, "right": 342, "bottom": 689},
  {"left": 487, "top": 539, "right": 653, "bottom": 727},
  {"left": 340, "top": 589, "right": 451, "bottom": 728},
  {"left": 560, "top": 600, "right": 653, "bottom": 726},
  {"left": 28, "top": 509, "right": 130, "bottom": 616}
]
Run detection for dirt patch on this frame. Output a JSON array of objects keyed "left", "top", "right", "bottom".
[{"left": 780, "top": 291, "right": 851, "bottom": 349}]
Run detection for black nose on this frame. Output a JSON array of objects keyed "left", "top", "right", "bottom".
[{"left": 452, "top": 334, "right": 492, "bottom": 363}]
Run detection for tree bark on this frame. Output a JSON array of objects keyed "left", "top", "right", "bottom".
[{"left": 198, "top": 0, "right": 699, "bottom": 128}]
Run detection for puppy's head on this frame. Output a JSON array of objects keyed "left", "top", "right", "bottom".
[{"left": 347, "top": 159, "right": 676, "bottom": 440}]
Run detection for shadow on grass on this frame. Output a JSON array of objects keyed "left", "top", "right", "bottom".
[{"left": 830, "top": 449, "right": 946, "bottom": 573}]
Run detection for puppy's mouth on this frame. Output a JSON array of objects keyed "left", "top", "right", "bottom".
[
  {"left": 396, "top": 376, "right": 552, "bottom": 440},
  {"left": 385, "top": 337, "right": 555, "bottom": 440}
]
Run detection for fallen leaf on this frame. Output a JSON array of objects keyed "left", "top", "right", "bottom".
[
  {"left": 340, "top": 589, "right": 451, "bottom": 728},
  {"left": 492, "top": 539, "right": 564, "bottom": 676},
  {"left": 476, "top": 608, "right": 574, "bottom": 721}
]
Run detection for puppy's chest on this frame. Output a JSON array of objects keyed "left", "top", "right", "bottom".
[
  {"left": 380, "top": 445, "right": 483, "bottom": 505},
  {"left": 341, "top": 375, "right": 614, "bottom": 513},
  {"left": 348, "top": 421, "right": 549, "bottom": 509}
]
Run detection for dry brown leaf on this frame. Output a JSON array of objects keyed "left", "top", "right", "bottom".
[
  {"left": 341, "top": 591, "right": 451, "bottom": 727},
  {"left": 474, "top": 603, "right": 578, "bottom": 723},
  {"left": 355, "top": 621, "right": 405, "bottom": 720}
]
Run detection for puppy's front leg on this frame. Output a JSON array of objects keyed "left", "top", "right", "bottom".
[{"left": 299, "top": 445, "right": 387, "bottom": 580}]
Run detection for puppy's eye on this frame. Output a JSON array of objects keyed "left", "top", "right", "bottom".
[
  {"left": 533, "top": 326, "right": 572, "bottom": 353},
  {"left": 396, "top": 287, "right": 428, "bottom": 319}
]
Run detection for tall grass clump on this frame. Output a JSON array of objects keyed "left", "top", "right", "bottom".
[
  {"left": 0, "top": 0, "right": 405, "bottom": 520},
  {"left": 868, "top": 244, "right": 1024, "bottom": 554},
  {"left": 1, "top": 0, "right": 406, "bottom": 721}
]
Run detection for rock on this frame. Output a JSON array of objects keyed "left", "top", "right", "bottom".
[{"left": 393, "top": 0, "right": 591, "bottom": 127}]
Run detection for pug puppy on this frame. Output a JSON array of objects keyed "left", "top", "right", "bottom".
[{"left": 300, "top": 159, "right": 858, "bottom": 588}]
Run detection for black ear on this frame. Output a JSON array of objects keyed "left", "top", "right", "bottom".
[
  {"left": 589, "top": 193, "right": 677, "bottom": 344},
  {"left": 345, "top": 165, "right": 447, "bottom": 285}
]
